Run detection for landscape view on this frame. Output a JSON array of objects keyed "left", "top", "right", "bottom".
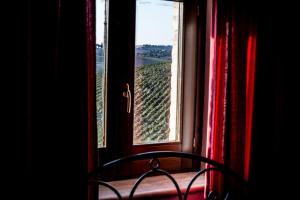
[
  {"left": 96, "top": 43, "right": 106, "bottom": 147},
  {"left": 96, "top": 44, "right": 174, "bottom": 145},
  {"left": 96, "top": 0, "right": 181, "bottom": 146},
  {"left": 134, "top": 45, "right": 173, "bottom": 144}
]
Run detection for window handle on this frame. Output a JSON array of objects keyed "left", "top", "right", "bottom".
[{"left": 122, "top": 83, "right": 131, "bottom": 113}]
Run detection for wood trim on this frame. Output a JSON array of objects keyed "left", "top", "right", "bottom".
[
  {"left": 180, "top": 0, "right": 199, "bottom": 171},
  {"left": 194, "top": 0, "right": 207, "bottom": 162},
  {"left": 132, "top": 143, "right": 181, "bottom": 154}
]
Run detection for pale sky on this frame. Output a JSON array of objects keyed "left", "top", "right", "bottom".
[
  {"left": 96, "top": 0, "right": 106, "bottom": 45},
  {"left": 96, "top": 0, "right": 178, "bottom": 45}
]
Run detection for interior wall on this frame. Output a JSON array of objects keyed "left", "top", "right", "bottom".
[
  {"left": 250, "top": 0, "right": 299, "bottom": 199},
  {"left": 4, "top": 0, "right": 88, "bottom": 199}
]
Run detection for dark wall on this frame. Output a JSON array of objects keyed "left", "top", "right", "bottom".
[
  {"left": 3, "top": 0, "right": 87, "bottom": 199},
  {"left": 2, "top": 0, "right": 29, "bottom": 198},
  {"left": 250, "top": 0, "right": 300, "bottom": 198},
  {"left": 29, "top": 0, "right": 87, "bottom": 199}
]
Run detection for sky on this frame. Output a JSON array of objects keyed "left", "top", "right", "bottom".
[{"left": 96, "top": 0, "right": 179, "bottom": 45}]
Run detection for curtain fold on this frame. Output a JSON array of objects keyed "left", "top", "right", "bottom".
[
  {"left": 205, "top": 0, "right": 257, "bottom": 198},
  {"left": 87, "top": 0, "right": 97, "bottom": 199}
]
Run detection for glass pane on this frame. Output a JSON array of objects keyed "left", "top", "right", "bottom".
[
  {"left": 134, "top": 0, "right": 183, "bottom": 144},
  {"left": 96, "top": 0, "right": 108, "bottom": 148}
]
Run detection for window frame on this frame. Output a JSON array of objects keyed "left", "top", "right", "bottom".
[{"left": 93, "top": 0, "right": 207, "bottom": 176}]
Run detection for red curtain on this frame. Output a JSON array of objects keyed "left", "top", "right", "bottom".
[
  {"left": 205, "top": 0, "right": 257, "bottom": 198},
  {"left": 87, "top": 0, "right": 97, "bottom": 199}
]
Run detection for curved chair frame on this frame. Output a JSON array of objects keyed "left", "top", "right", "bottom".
[{"left": 88, "top": 151, "right": 249, "bottom": 200}]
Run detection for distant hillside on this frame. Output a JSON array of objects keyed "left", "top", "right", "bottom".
[
  {"left": 96, "top": 44, "right": 172, "bottom": 68},
  {"left": 135, "top": 44, "right": 172, "bottom": 67},
  {"left": 136, "top": 44, "right": 172, "bottom": 59}
]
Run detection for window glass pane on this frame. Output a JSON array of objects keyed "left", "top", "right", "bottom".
[
  {"left": 134, "top": 0, "right": 183, "bottom": 144},
  {"left": 96, "top": 0, "right": 108, "bottom": 148}
]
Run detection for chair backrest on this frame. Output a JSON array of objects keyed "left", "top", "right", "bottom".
[{"left": 88, "top": 151, "right": 250, "bottom": 200}]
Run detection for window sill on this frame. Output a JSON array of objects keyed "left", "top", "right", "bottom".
[{"left": 99, "top": 172, "right": 205, "bottom": 200}]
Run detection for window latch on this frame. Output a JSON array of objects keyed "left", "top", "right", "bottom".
[{"left": 122, "top": 83, "right": 131, "bottom": 113}]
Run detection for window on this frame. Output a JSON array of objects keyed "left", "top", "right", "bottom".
[
  {"left": 94, "top": 0, "right": 206, "bottom": 174},
  {"left": 96, "top": 0, "right": 108, "bottom": 148},
  {"left": 134, "top": 0, "right": 183, "bottom": 144}
]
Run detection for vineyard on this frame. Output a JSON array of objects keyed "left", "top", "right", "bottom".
[
  {"left": 96, "top": 45, "right": 173, "bottom": 146},
  {"left": 96, "top": 62, "right": 172, "bottom": 146},
  {"left": 96, "top": 68, "right": 105, "bottom": 147},
  {"left": 134, "top": 62, "right": 172, "bottom": 144}
]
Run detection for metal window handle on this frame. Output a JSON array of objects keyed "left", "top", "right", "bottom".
[{"left": 122, "top": 83, "right": 131, "bottom": 113}]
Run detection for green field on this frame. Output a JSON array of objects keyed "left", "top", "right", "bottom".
[
  {"left": 96, "top": 68, "right": 105, "bottom": 147},
  {"left": 96, "top": 61, "right": 172, "bottom": 146},
  {"left": 134, "top": 61, "right": 172, "bottom": 144}
]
